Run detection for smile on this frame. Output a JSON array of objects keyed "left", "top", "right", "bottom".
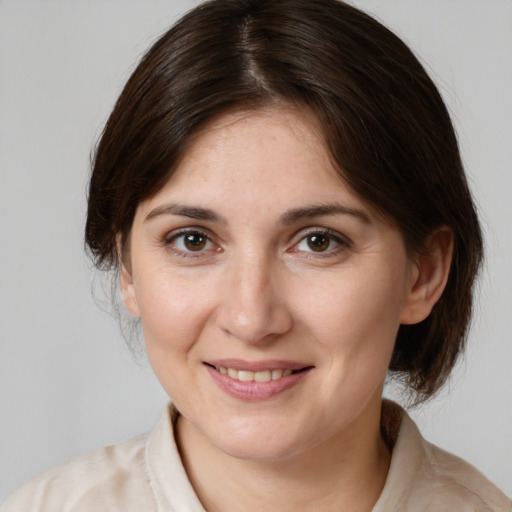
[
  {"left": 204, "top": 361, "right": 312, "bottom": 401},
  {"left": 213, "top": 367, "right": 294, "bottom": 382}
]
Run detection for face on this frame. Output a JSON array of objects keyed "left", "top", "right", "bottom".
[{"left": 121, "top": 108, "right": 422, "bottom": 461}]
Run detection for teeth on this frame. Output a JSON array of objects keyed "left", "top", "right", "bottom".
[
  {"left": 272, "top": 369, "right": 283, "bottom": 380},
  {"left": 238, "top": 370, "right": 254, "bottom": 382},
  {"left": 254, "top": 370, "right": 272, "bottom": 382},
  {"left": 215, "top": 366, "right": 297, "bottom": 382}
]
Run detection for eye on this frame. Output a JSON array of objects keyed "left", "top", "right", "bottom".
[
  {"left": 166, "top": 230, "right": 214, "bottom": 253},
  {"left": 294, "top": 230, "right": 348, "bottom": 254}
]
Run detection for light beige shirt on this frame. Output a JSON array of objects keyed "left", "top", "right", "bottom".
[{"left": 3, "top": 401, "right": 511, "bottom": 511}]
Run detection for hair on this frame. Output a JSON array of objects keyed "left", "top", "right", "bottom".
[{"left": 85, "top": 0, "right": 483, "bottom": 405}]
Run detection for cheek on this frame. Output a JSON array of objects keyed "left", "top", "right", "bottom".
[
  {"left": 135, "top": 268, "right": 218, "bottom": 356},
  {"left": 294, "top": 265, "right": 407, "bottom": 396},
  {"left": 136, "top": 271, "right": 221, "bottom": 402},
  {"left": 297, "top": 269, "right": 405, "bottom": 345}
]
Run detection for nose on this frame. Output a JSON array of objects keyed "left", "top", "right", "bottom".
[{"left": 216, "top": 251, "right": 293, "bottom": 344}]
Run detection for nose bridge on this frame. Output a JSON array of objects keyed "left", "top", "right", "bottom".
[
  {"left": 237, "top": 248, "right": 270, "bottom": 303},
  {"left": 219, "top": 246, "right": 291, "bottom": 343}
]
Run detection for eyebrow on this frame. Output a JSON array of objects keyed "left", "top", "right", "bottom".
[
  {"left": 280, "top": 203, "right": 371, "bottom": 225},
  {"left": 145, "top": 204, "right": 228, "bottom": 225},
  {"left": 145, "top": 202, "right": 370, "bottom": 225}
]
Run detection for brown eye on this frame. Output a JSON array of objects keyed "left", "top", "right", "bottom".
[
  {"left": 168, "top": 230, "right": 214, "bottom": 254},
  {"left": 306, "top": 234, "right": 331, "bottom": 252},
  {"left": 183, "top": 232, "right": 208, "bottom": 251},
  {"left": 294, "top": 230, "right": 345, "bottom": 255}
]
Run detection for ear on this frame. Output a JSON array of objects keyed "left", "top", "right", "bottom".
[
  {"left": 117, "top": 235, "right": 141, "bottom": 318},
  {"left": 400, "top": 227, "right": 454, "bottom": 325}
]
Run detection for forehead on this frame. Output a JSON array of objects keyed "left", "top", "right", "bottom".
[{"left": 146, "top": 107, "right": 358, "bottom": 209}]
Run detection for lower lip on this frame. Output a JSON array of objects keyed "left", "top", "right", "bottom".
[{"left": 205, "top": 365, "right": 310, "bottom": 401}]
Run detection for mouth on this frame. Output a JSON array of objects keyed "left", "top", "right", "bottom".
[
  {"left": 203, "top": 360, "right": 313, "bottom": 400},
  {"left": 204, "top": 364, "right": 310, "bottom": 383}
]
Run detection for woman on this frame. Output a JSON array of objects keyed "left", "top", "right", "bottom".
[{"left": 3, "top": 0, "right": 511, "bottom": 510}]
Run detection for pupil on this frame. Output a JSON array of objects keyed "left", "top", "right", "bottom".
[
  {"left": 184, "top": 233, "right": 206, "bottom": 251},
  {"left": 307, "top": 234, "right": 329, "bottom": 252}
]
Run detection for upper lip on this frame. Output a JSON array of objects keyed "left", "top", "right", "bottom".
[{"left": 205, "top": 359, "right": 312, "bottom": 372}]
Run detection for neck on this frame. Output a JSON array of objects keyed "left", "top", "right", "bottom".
[{"left": 176, "top": 397, "right": 390, "bottom": 512}]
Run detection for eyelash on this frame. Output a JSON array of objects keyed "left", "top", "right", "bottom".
[
  {"left": 164, "top": 228, "right": 218, "bottom": 258},
  {"left": 290, "top": 228, "right": 351, "bottom": 258},
  {"left": 163, "top": 227, "right": 351, "bottom": 258}
]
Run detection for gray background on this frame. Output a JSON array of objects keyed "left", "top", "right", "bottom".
[{"left": 1, "top": 0, "right": 511, "bottom": 500}]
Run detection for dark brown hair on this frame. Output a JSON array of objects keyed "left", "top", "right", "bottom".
[{"left": 85, "top": 0, "right": 483, "bottom": 404}]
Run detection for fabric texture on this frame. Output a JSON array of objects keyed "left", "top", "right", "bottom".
[{"left": 3, "top": 401, "right": 511, "bottom": 511}]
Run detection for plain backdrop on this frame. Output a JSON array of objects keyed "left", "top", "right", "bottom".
[{"left": 1, "top": 0, "right": 511, "bottom": 501}]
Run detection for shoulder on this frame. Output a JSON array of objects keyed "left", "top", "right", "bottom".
[
  {"left": 415, "top": 439, "right": 512, "bottom": 511},
  {"left": 1, "top": 433, "right": 156, "bottom": 512},
  {"left": 377, "top": 400, "right": 512, "bottom": 512}
]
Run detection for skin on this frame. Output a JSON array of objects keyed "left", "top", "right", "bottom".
[{"left": 120, "top": 107, "right": 452, "bottom": 512}]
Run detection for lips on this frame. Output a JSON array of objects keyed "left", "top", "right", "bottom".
[
  {"left": 214, "top": 367, "right": 293, "bottom": 382},
  {"left": 204, "top": 360, "right": 313, "bottom": 400}
]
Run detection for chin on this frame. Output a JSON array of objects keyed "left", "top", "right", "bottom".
[
  {"left": 219, "top": 437, "right": 300, "bottom": 462},
  {"left": 206, "top": 418, "right": 310, "bottom": 462}
]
